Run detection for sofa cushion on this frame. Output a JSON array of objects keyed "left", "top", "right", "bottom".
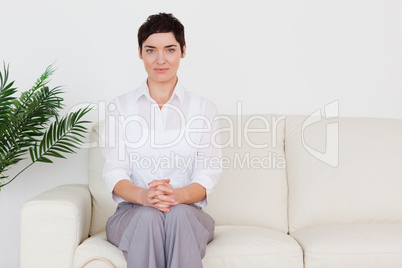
[
  {"left": 88, "top": 121, "right": 117, "bottom": 236},
  {"left": 73, "top": 226, "right": 303, "bottom": 268},
  {"left": 290, "top": 223, "right": 402, "bottom": 268},
  {"left": 285, "top": 115, "right": 402, "bottom": 232},
  {"left": 203, "top": 225, "right": 302, "bottom": 268},
  {"left": 73, "top": 232, "right": 125, "bottom": 268},
  {"left": 204, "top": 114, "right": 289, "bottom": 232}
]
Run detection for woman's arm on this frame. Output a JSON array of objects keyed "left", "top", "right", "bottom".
[
  {"left": 174, "top": 183, "right": 207, "bottom": 204},
  {"left": 113, "top": 180, "right": 145, "bottom": 204}
]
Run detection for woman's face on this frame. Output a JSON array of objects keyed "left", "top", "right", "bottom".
[{"left": 139, "top": 32, "right": 186, "bottom": 85}]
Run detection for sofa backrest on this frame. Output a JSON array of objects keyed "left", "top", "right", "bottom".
[
  {"left": 285, "top": 115, "right": 402, "bottom": 233},
  {"left": 88, "top": 121, "right": 117, "bottom": 236},
  {"left": 88, "top": 114, "right": 289, "bottom": 235},
  {"left": 203, "top": 114, "right": 289, "bottom": 233}
]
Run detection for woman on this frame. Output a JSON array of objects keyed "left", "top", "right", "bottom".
[{"left": 102, "top": 13, "right": 222, "bottom": 268}]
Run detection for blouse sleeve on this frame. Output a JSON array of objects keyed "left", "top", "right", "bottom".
[
  {"left": 191, "top": 102, "right": 222, "bottom": 207},
  {"left": 102, "top": 98, "right": 132, "bottom": 202}
]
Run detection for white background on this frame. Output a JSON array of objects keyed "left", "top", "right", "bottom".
[{"left": 0, "top": 0, "right": 401, "bottom": 266}]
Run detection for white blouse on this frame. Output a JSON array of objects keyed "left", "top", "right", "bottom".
[{"left": 102, "top": 81, "right": 222, "bottom": 207}]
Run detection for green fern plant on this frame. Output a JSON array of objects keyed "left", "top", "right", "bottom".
[{"left": 0, "top": 63, "right": 92, "bottom": 190}]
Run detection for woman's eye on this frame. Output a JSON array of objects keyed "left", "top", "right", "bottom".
[
  {"left": 146, "top": 49, "right": 155, "bottom": 53},
  {"left": 167, "top": 48, "right": 175, "bottom": 53}
]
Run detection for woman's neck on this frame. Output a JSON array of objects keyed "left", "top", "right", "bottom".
[{"left": 147, "top": 76, "right": 178, "bottom": 109}]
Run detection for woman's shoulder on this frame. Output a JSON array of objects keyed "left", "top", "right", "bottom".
[
  {"left": 182, "top": 87, "right": 218, "bottom": 115},
  {"left": 108, "top": 85, "right": 144, "bottom": 108},
  {"left": 105, "top": 85, "right": 146, "bottom": 117}
]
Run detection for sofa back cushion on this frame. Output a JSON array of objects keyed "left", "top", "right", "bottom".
[
  {"left": 286, "top": 115, "right": 402, "bottom": 233},
  {"left": 203, "top": 114, "right": 289, "bottom": 233},
  {"left": 88, "top": 121, "right": 117, "bottom": 236}
]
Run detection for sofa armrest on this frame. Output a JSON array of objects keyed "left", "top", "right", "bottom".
[{"left": 20, "top": 184, "right": 92, "bottom": 268}]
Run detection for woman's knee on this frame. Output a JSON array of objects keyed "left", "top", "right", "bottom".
[
  {"left": 134, "top": 206, "right": 164, "bottom": 222},
  {"left": 165, "top": 204, "right": 194, "bottom": 222}
]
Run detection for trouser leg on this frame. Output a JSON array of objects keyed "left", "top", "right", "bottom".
[
  {"left": 164, "top": 204, "right": 215, "bottom": 268},
  {"left": 106, "top": 203, "right": 166, "bottom": 268}
]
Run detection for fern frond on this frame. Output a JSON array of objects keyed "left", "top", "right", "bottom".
[
  {"left": 0, "top": 106, "right": 92, "bottom": 189},
  {"left": 0, "top": 63, "right": 18, "bottom": 127},
  {"left": 13, "top": 64, "right": 56, "bottom": 117},
  {"left": 0, "top": 72, "right": 64, "bottom": 173},
  {"left": 29, "top": 106, "right": 92, "bottom": 164}
]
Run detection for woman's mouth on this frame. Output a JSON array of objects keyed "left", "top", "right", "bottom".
[{"left": 155, "top": 68, "right": 169, "bottom": 73}]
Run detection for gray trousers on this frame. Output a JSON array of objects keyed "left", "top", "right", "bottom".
[{"left": 106, "top": 202, "right": 215, "bottom": 268}]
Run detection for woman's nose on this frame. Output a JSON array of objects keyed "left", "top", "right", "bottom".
[{"left": 156, "top": 53, "right": 166, "bottom": 65}]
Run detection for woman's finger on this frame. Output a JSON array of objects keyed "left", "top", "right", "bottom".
[
  {"left": 154, "top": 185, "right": 173, "bottom": 193},
  {"left": 155, "top": 194, "right": 178, "bottom": 205},
  {"left": 148, "top": 178, "right": 171, "bottom": 188},
  {"left": 148, "top": 190, "right": 168, "bottom": 199}
]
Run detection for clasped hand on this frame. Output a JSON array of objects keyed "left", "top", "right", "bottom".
[{"left": 143, "top": 179, "right": 179, "bottom": 212}]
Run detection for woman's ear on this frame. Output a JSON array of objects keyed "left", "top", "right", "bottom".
[
  {"left": 138, "top": 46, "right": 143, "bottom": 59},
  {"left": 181, "top": 44, "right": 187, "bottom": 58}
]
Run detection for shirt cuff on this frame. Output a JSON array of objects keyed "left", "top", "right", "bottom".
[
  {"left": 104, "top": 170, "right": 131, "bottom": 194},
  {"left": 191, "top": 179, "right": 215, "bottom": 207}
]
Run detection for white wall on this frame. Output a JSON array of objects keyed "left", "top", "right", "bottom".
[{"left": 0, "top": 0, "right": 401, "bottom": 266}]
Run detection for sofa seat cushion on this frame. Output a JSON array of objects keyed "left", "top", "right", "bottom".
[
  {"left": 203, "top": 225, "right": 303, "bottom": 268},
  {"left": 74, "top": 226, "right": 303, "bottom": 268},
  {"left": 73, "top": 232, "right": 125, "bottom": 268},
  {"left": 291, "top": 223, "right": 402, "bottom": 268}
]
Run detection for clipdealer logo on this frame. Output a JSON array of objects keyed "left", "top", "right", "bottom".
[
  {"left": 301, "top": 100, "right": 339, "bottom": 167},
  {"left": 68, "top": 100, "right": 339, "bottom": 168}
]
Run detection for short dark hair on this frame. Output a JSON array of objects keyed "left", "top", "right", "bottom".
[{"left": 138, "top": 13, "right": 185, "bottom": 54}]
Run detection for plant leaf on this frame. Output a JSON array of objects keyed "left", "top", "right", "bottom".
[{"left": 0, "top": 64, "right": 92, "bottom": 190}]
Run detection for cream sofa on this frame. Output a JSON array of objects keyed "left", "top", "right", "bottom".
[{"left": 20, "top": 114, "right": 402, "bottom": 268}]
